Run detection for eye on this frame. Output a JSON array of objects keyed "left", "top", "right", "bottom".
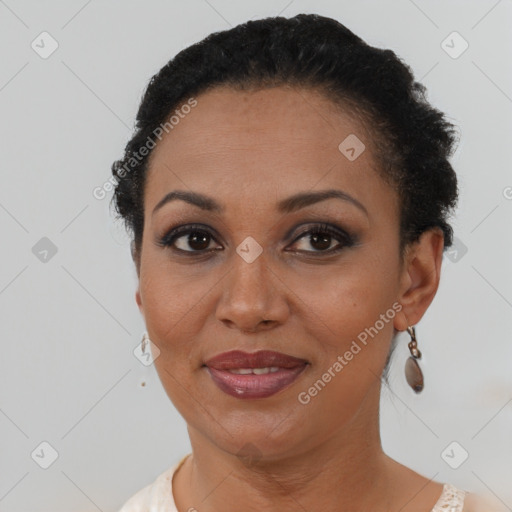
[
  {"left": 158, "top": 222, "right": 355, "bottom": 256},
  {"left": 158, "top": 224, "right": 222, "bottom": 254},
  {"left": 287, "top": 223, "right": 354, "bottom": 254}
]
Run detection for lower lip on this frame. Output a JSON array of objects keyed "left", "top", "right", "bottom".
[{"left": 205, "top": 365, "right": 307, "bottom": 399}]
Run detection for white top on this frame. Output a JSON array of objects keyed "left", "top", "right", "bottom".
[{"left": 117, "top": 454, "right": 502, "bottom": 512}]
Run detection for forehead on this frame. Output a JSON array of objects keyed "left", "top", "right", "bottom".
[
  {"left": 149, "top": 85, "right": 369, "bottom": 161},
  {"left": 144, "top": 85, "right": 396, "bottom": 219}
]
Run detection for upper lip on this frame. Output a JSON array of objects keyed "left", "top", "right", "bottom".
[{"left": 204, "top": 350, "right": 308, "bottom": 370}]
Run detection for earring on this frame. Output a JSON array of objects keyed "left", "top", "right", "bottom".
[
  {"left": 405, "top": 326, "right": 424, "bottom": 393},
  {"left": 141, "top": 332, "right": 150, "bottom": 354}
]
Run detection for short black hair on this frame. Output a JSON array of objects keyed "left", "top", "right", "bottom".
[{"left": 111, "top": 13, "right": 458, "bottom": 270}]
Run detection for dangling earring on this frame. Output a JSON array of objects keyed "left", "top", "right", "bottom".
[
  {"left": 405, "top": 326, "right": 424, "bottom": 393},
  {"left": 141, "top": 332, "right": 149, "bottom": 354}
]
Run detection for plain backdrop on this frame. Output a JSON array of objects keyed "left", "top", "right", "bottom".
[{"left": 1, "top": 1, "right": 511, "bottom": 511}]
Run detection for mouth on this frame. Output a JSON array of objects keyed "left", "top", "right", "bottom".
[{"left": 203, "top": 350, "right": 309, "bottom": 399}]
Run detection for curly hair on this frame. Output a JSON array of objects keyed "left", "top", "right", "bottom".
[{"left": 111, "top": 12, "right": 458, "bottom": 269}]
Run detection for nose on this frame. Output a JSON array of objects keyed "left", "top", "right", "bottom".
[{"left": 215, "top": 250, "right": 289, "bottom": 333}]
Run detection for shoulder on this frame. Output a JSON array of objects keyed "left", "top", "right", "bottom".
[
  {"left": 463, "top": 490, "right": 509, "bottom": 512},
  {"left": 117, "top": 455, "right": 190, "bottom": 512},
  {"left": 117, "top": 466, "right": 176, "bottom": 512},
  {"left": 431, "top": 484, "right": 508, "bottom": 512},
  {"left": 117, "top": 479, "right": 153, "bottom": 512}
]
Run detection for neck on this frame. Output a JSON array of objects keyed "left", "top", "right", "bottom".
[{"left": 174, "top": 380, "right": 407, "bottom": 512}]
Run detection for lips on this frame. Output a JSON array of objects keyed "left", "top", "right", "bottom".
[
  {"left": 203, "top": 350, "right": 308, "bottom": 399},
  {"left": 204, "top": 350, "right": 308, "bottom": 370}
]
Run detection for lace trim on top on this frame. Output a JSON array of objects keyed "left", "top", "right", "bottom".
[{"left": 431, "top": 484, "right": 467, "bottom": 512}]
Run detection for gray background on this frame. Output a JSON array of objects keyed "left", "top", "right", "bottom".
[{"left": 1, "top": 0, "right": 511, "bottom": 511}]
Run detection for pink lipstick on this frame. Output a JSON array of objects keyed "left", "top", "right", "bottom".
[{"left": 204, "top": 350, "right": 308, "bottom": 399}]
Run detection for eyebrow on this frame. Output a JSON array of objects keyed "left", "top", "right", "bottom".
[{"left": 152, "top": 189, "right": 368, "bottom": 217}]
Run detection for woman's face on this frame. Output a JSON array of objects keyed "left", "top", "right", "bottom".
[{"left": 135, "top": 85, "right": 413, "bottom": 459}]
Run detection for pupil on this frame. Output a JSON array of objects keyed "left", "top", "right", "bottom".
[
  {"left": 311, "top": 233, "right": 331, "bottom": 250},
  {"left": 189, "top": 231, "right": 210, "bottom": 250}
]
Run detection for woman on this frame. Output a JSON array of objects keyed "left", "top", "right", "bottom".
[{"left": 112, "top": 13, "right": 500, "bottom": 512}]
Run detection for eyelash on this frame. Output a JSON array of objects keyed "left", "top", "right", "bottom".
[{"left": 157, "top": 222, "right": 356, "bottom": 256}]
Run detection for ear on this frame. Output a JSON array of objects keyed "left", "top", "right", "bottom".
[
  {"left": 135, "top": 283, "right": 144, "bottom": 316},
  {"left": 131, "top": 239, "right": 144, "bottom": 315},
  {"left": 393, "top": 228, "right": 445, "bottom": 331},
  {"left": 131, "top": 240, "right": 141, "bottom": 277}
]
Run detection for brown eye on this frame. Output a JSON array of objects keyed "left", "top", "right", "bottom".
[
  {"left": 176, "top": 230, "right": 213, "bottom": 251},
  {"left": 288, "top": 223, "right": 354, "bottom": 254},
  {"left": 159, "top": 224, "right": 222, "bottom": 254},
  {"left": 158, "top": 222, "right": 354, "bottom": 257}
]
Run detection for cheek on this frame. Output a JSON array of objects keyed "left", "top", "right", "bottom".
[
  {"left": 140, "top": 267, "right": 207, "bottom": 411},
  {"left": 293, "top": 279, "right": 397, "bottom": 427},
  {"left": 292, "top": 254, "right": 397, "bottom": 332},
  {"left": 287, "top": 257, "right": 400, "bottom": 399},
  {"left": 138, "top": 262, "right": 205, "bottom": 359}
]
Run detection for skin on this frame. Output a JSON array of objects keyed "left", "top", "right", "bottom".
[{"left": 134, "top": 85, "right": 446, "bottom": 512}]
